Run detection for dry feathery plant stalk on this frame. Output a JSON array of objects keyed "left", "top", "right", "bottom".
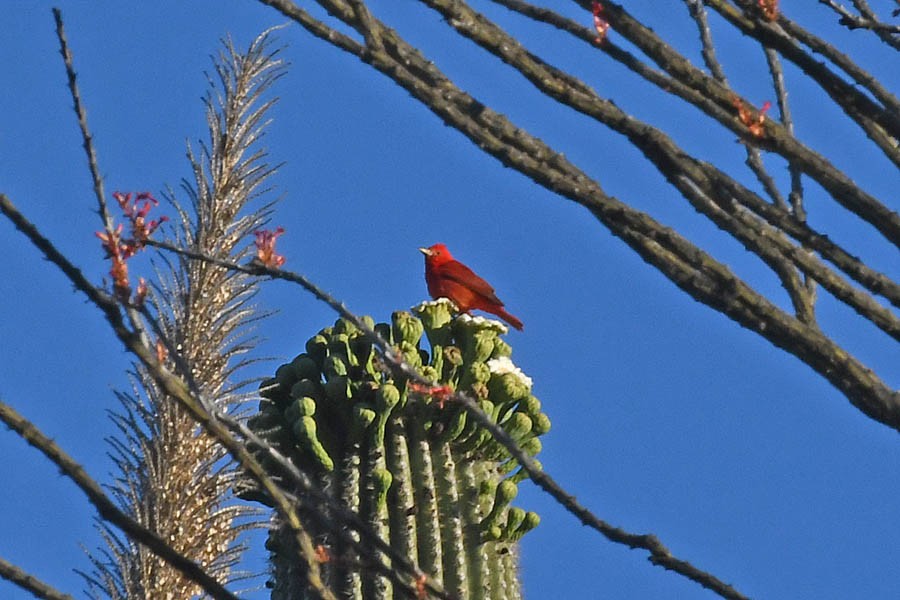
[{"left": 81, "top": 28, "right": 286, "bottom": 599}]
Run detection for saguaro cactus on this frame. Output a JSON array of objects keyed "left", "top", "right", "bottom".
[{"left": 248, "top": 299, "right": 550, "bottom": 599}]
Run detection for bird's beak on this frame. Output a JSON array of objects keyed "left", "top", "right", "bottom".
[{"left": 418, "top": 247, "right": 433, "bottom": 256}]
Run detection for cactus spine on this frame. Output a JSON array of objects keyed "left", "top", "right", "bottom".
[{"left": 248, "top": 300, "right": 549, "bottom": 599}]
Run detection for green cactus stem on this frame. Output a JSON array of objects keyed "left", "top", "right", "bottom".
[{"left": 245, "top": 301, "right": 551, "bottom": 599}]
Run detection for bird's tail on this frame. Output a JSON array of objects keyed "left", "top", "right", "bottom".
[{"left": 495, "top": 308, "right": 524, "bottom": 331}]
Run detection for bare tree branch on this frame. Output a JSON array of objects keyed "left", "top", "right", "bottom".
[
  {"left": 820, "top": 0, "right": 900, "bottom": 48},
  {"left": 252, "top": 0, "right": 900, "bottom": 430},
  {"left": 0, "top": 556, "right": 76, "bottom": 600},
  {"left": 0, "top": 400, "right": 241, "bottom": 600}
]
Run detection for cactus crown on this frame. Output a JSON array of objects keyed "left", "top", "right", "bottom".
[{"left": 249, "top": 300, "right": 550, "bottom": 599}]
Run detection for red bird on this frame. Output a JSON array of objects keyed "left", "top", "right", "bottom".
[{"left": 419, "top": 243, "right": 524, "bottom": 331}]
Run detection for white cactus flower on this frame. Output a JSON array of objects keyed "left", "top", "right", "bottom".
[{"left": 487, "top": 356, "right": 533, "bottom": 389}]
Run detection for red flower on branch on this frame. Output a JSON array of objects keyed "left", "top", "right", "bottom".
[
  {"left": 97, "top": 191, "right": 168, "bottom": 304},
  {"left": 134, "top": 277, "right": 149, "bottom": 307},
  {"left": 112, "top": 191, "right": 168, "bottom": 251},
  {"left": 758, "top": 0, "right": 778, "bottom": 21},
  {"left": 96, "top": 224, "right": 132, "bottom": 302},
  {"left": 408, "top": 381, "right": 455, "bottom": 409},
  {"left": 592, "top": 2, "right": 610, "bottom": 45},
  {"left": 732, "top": 95, "right": 771, "bottom": 139},
  {"left": 252, "top": 227, "right": 286, "bottom": 268}
]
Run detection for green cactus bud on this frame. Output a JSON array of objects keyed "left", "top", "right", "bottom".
[
  {"left": 479, "top": 478, "right": 497, "bottom": 499},
  {"left": 491, "top": 337, "right": 513, "bottom": 359},
  {"left": 531, "top": 412, "right": 552, "bottom": 436},
  {"left": 290, "top": 379, "right": 322, "bottom": 401},
  {"left": 372, "top": 468, "right": 393, "bottom": 511},
  {"left": 502, "top": 412, "right": 533, "bottom": 442},
  {"left": 504, "top": 507, "right": 526, "bottom": 539},
  {"left": 376, "top": 383, "right": 401, "bottom": 411},
  {"left": 459, "top": 360, "right": 491, "bottom": 390},
  {"left": 484, "top": 524, "right": 503, "bottom": 541},
  {"left": 471, "top": 330, "right": 497, "bottom": 363},
  {"left": 292, "top": 416, "right": 334, "bottom": 471},
  {"left": 305, "top": 334, "right": 329, "bottom": 366},
  {"left": 508, "top": 511, "right": 540, "bottom": 541},
  {"left": 333, "top": 317, "right": 358, "bottom": 336},
  {"left": 349, "top": 404, "right": 377, "bottom": 442},
  {"left": 391, "top": 311, "right": 424, "bottom": 346},
  {"left": 398, "top": 340, "right": 422, "bottom": 369},
  {"left": 481, "top": 479, "right": 518, "bottom": 531},
  {"left": 419, "top": 366, "right": 440, "bottom": 384},
  {"left": 300, "top": 396, "right": 317, "bottom": 417},
  {"left": 517, "top": 395, "right": 541, "bottom": 417},
  {"left": 370, "top": 384, "right": 401, "bottom": 448},
  {"left": 472, "top": 361, "right": 493, "bottom": 384},
  {"left": 521, "top": 437, "right": 542, "bottom": 456},
  {"left": 488, "top": 372, "right": 530, "bottom": 406},
  {"left": 323, "top": 375, "right": 351, "bottom": 402},
  {"left": 274, "top": 363, "right": 296, "bottom": 388},
  {"left": 323, "top": 355, "right": 348, "bottom": 379},
  {"left": 290, "top": 354, "right": 321, "bottom": 381},
  {"left": 412, "top": 299, "right": 454, "bottom": 329},
  {"left": 284, "top": 396, "right": 316, "bottom": 425}
]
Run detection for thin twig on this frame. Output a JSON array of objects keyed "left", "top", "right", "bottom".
[
  {"left": 762, "top": 49, "right": 804, "bottom": 218},
  {"left": 52, "top": 8, "right": 113, "bottom": 233},
  {"left": 762, "top": 45, "right": 816, "bottom": 322},
  {"left": 820, "top": 0, "right": 900, "bottom": 48},
  {"left": 685, "top": 0, "right": 729, "bottom": 82}
]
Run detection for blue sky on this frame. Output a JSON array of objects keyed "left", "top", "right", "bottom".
[{"left": 1, "top": 2, "right": 898, "bottom": 599}]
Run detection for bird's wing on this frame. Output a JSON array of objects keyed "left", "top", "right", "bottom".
[{"left": 441, "top": 260, "right": 504, "bottom": 305}]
